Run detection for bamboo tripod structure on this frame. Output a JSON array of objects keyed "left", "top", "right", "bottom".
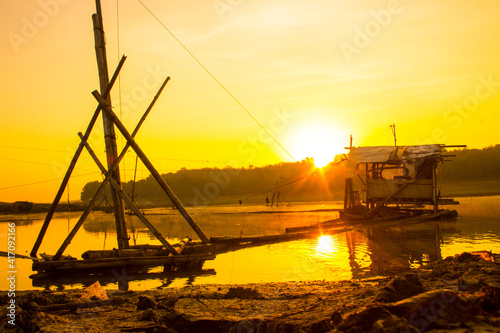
[{"left": 31, "top": 1, "right": 209, "bottom": 261}]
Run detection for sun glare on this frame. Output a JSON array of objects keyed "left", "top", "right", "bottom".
[
  {"left": 288, "top": 121, "right": 347, "bottom": 168},
  {"left": 316, "top": 235, "right": 336, "bottom": 255}
]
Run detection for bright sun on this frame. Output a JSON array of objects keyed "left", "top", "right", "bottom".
[{"left": 288, "top": 121, "right": 347, "bottom": 168}]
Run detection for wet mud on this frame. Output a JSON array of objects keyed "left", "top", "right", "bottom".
[{"left": 2, "top": 251, "right": 500, "bottom": 332}]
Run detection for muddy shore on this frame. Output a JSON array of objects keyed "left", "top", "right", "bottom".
[{"left": 2, "top": 251, "right": 500, "bottom": 332}]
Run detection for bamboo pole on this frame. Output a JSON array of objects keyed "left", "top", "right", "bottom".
[
  {"left": 52, "top": 77, "right": 171, "bottom": 260},
  {"left": 30, "top": 56, "right": 126, "bottom": 258},
  {"left": 432, "top": 164, "right": 438, "bottom": 212},
  {"left": 343, "top": 178, "right": 348, "bottom": 211},
  {"left": 93, "top": 7, "right": 128, "bottom": 249},
  {"left": 92, "top": 90, "right": 210, "bottom": 244},
  {"left": 132, "top": 77, "right": 170, "bottom": 136},
  {"left": 78, "top": 133, "right": 179, "bottom": 255},
  {"left": 365, "top": 164, "right": 370, "bottom": 209}
]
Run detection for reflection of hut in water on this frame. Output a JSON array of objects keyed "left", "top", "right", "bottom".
[
  {"left": 344, "top": 231, "right": 369, "bottom": 279},
  {"left": 344, "top": 221, "right": 458, "bottom": 278},
  {"left": 364, "top": 223, "right": 456, "bottom": 276},
  {"left": 344, "top": 228, "right": 419, "bottom": 279},
  {"left": 12, "top": 201, "right": 33, "bottom": 213}
]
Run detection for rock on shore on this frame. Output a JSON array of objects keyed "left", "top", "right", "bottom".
[{"left": 2, "top": 251, "right": 500, "bottom": 332}]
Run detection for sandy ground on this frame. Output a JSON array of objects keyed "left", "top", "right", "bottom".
[{"left": 2, "top": 251, "right": 500, "bottom": 333}]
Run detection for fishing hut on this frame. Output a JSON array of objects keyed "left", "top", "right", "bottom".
[
  {"left": 30, "top": 1, "right": 213, "bottom": 276},
  {"left": 342, "top": 144, "right": 464, "bottom": 221}
]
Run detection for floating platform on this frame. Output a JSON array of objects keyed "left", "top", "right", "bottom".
[
  {"left": 32, "top": 253, "right": 214, "bottom": 273},
  {"left": 286, "top": 209, "right": 458, "bottom": 234}
]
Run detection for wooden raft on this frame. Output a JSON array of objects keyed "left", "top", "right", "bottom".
[{"left": 32, "top": 254, "right": 214, "bottom": 272}]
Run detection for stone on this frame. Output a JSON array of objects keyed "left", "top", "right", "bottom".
[
  {"left": 80, "top": 281, "right": 108, "bottom": 301},
  {"left": 137, "top": 296, "right": 156, "bottom": 310}
]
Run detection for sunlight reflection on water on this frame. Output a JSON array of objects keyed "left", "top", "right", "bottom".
[{"left": 315, "top": 235, "right": 337, "bottom": 255}]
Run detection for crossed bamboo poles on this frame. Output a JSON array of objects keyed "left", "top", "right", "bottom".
[{"left": 31, "top": 56, "right": 209, "bottom": 261}]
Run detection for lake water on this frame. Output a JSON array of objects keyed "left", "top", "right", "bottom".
[{"left": 1, "top": 196, "right": 500, "bottom": 291}]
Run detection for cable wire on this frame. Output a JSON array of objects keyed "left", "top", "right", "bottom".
[
  {"left": 0, "top": 172, "right": 101, "bottom": 191},
  {"left": 136, "top": 0, "right": 296, "bottom": 162},
  {"left": 116, "top": 0, "right": 127, "bottom": 182},
  {"left": 0, "top": 145, "right": 69, "bottom": 153},
  {"left": 0, "top": 157, "right": 95, "bottom": 172}
]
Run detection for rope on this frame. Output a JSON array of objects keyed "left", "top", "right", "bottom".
[
  {"left": 136, "top": 0, "right": 296, "bottom": 162},
  {"left": 0, "top": 157, "right": 95, "bottom": 172},
  {"left": 0, "top": 145, "right": 70, "bottom": 153},
  {"left": 116, "top": 0, "right": 127, "bottom": 182}
]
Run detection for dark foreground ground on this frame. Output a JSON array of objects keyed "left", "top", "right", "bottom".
[{"left": 2, "top": 251, "right": 500, "bottom": 333}]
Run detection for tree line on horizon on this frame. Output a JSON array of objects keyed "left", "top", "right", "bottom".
[{"left": 80, "top": 145, "right": 500, "bottom": 206}]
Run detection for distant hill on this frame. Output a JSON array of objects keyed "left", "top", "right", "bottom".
[
  {"left": 438, "top": 144, "right": 500, "bottom": 197},
  {"left": 439, "top": 144, "right": 500, "bottom": 181},
  {"left": 80, "top": 145, "right": 500, "bottom": 207},
  {"left": 81, "top": 157, "right": 346, "bottom": 207}
]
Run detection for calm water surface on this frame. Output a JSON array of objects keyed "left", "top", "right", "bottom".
[{"left": 1, "top": 197, "right": 499, "bottom": 291}]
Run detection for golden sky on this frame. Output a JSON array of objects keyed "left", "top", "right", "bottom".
[{"left": 1, "top": 0, "right": 499, "bottom": 203}]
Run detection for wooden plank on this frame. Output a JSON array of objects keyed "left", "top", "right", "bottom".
[
  {"left": 210, "top": 231, "right": 316, "bottom": 244},
  {"left": 367, "top": 179, "right": 433, "bottom": 200},
  {"left": 437, "top": 199, "right": 460, "bottom": 205},
  {"left": 82, "top": 249, "right": 172, "bottom": 259}
]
